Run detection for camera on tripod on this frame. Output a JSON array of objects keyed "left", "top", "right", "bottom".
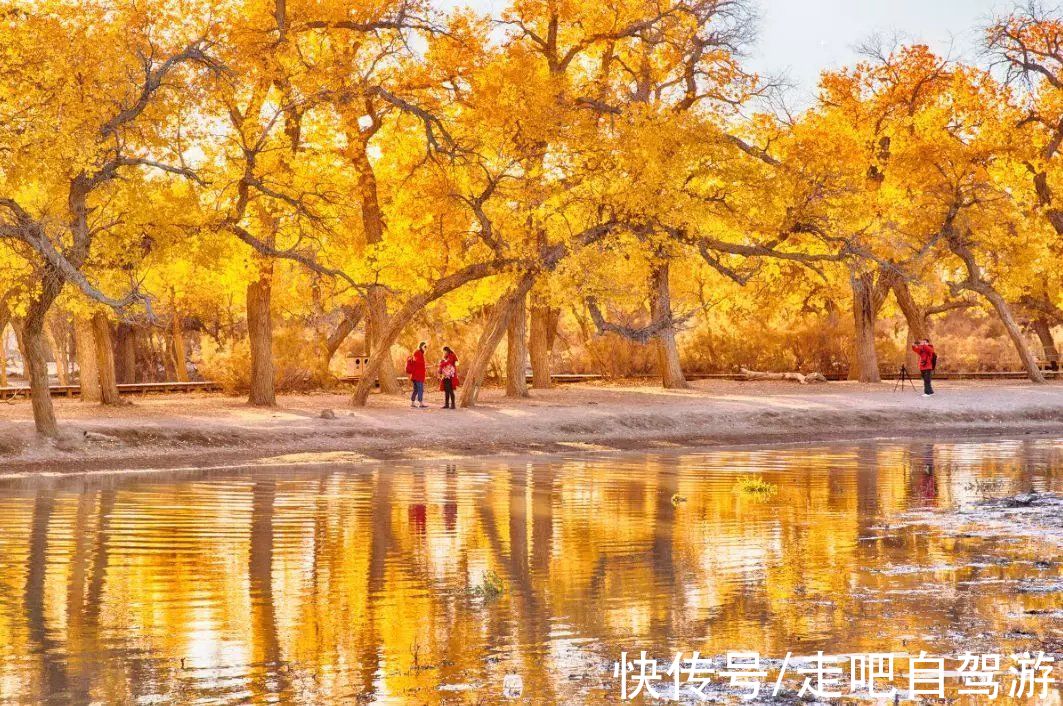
[{"left": 893, "top": 364, "right": 917, "bottom": 392}]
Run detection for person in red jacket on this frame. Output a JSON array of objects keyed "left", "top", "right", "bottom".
[
  {"left": 405, "top": 341, "right": 428, "bottom": 408},
  {"left": 912, "top": 338, "right": 936, "bottom": 396},
  {"left": 438, "top": 346, "right": 460, "bottom": 409}
]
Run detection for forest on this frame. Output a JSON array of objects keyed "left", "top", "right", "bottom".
[{"left": 1, "top": 0, "right": 1062, "bottom": 437}]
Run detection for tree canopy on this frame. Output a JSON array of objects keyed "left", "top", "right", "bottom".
[{"left": 2, "top": 0, "right": 1062, "bottom": 436}]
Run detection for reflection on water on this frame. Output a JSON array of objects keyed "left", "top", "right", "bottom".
[{"left": 0, "top": 438, "right": 1060, "bottom": 704}]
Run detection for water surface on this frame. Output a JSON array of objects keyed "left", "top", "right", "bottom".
[{"left": 0, "top": 438, "right": 1060, "bottom": 703}]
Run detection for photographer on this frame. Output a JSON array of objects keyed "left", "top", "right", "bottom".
[{"left": 912, "top": 339, "right": 937, "bottom": 396}]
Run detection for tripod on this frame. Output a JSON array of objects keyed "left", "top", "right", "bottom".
[{"left": 893, "top": 364, "right": 917, "bottom": 392}]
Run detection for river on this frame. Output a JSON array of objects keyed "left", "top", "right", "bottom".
[{"left": 0, "top": 437, "right": 1060, "bottom": 703}]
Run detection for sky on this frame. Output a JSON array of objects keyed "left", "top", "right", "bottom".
[
  {"left": 749, "top": 0, "right": 1006, "bottom": 104},
  {"left": 440, "top": 0, "right": 1010, "bottom": 105}
]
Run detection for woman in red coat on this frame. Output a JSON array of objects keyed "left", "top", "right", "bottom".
[
  {"left": 406, "top": 341, "right": 427, "bottom": 408},
  {"left": 438, "top": 346, "right": 460, "bottom": 409}
]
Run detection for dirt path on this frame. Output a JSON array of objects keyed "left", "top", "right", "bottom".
[{"left": 2, "top": 379, "right": 1062, "bottom": 474}]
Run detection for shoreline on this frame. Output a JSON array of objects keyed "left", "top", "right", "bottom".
[
  {"left": 1, "top": 379, "right": 1061, "bottom": 475},
  {"left": 2, "top": 426, "right": 1060, "bottom": 484}
]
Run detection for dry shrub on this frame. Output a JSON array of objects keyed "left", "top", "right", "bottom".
[
  {"left": 680, "top": 314, "right": 855, "bottom": 376},
  {"left": 928, "top": 314, "right": 1022, "bottom": 371},
  {"left": 198, "top": 325, "right": 321, "bottom": 395},
  {"left": 569, "top": 333, "right": 660, "bottom": 377},
  {"left": 198, "top": 337, "right": 250, "bottom": 394},
  {"left": 272, "top": 326, "right": 319, "bottom": 392}
]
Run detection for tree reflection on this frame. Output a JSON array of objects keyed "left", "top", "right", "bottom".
[
  {"left": 1, "top": 441, "right": 1059, "bottom": 704},
  {"left": 248, "top": 480, "right": 290, "bottom": 701},
  {"left": 24, "top": 484, "right": 68, "bottom": 703}
]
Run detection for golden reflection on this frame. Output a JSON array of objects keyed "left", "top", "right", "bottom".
[{"left": 0, "top": 439, "right": 1059, "bottom": 704}]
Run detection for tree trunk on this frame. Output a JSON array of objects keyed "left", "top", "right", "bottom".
[
  {"left": 171, "top": 312, "right": 189, "bottom": 382},
  {"left": 73, "top": 316, "right": 102, "bottom": 403},
  {"left": 890, "top": 278, "right": 930, "bottom": 372},
  {"left": 114, "top": 323, "right": 136, "bottom": 384},
  {"left": 163, "top": 334, "right": 177, "bottom": 380},
  {"left": 949, "top": 234, "right": 1046, "bottom": 383},
  {"left": 1029, "top": 169, "right": 1063, "bottom": 237},
  {"left": 650, "top": 261, "right": 688, "bottom": 389},
  {"left": 92, "top": 313, "right": 121, "bottom": 405},
  {"left": 849, "top": 271, "right": 881, "bottom": 383},
  {"left": 44, "top": 318, "right": 69, "bottom": 386},
  {"left": 23, "top": 318, "right": 58, "bottom": 436},
  {"left": 365, "top": 289, "right": 399, "bottom": 394},
  {"left": 247, "top": 271, "right": 276, "bottom": 407},
  {"left": 138, "top": 329, "right": 159, "bottom": 383},
  {"left": 1031, "top": 318, "right": 1060, "bottom": 369},
  {"left": 43, "top": 325, "right": 62, "bottom": 387},
  {"left": 460, "top": 275, "right": 538, "bottom": 408},
  {"left": 506, "top": 291, "right": 529, "bottom": 397},
  {"left": 982, "top": 288, "right": 1046, "bottom": 382},
  {"left": 0, "top": 320, "right": 8, "bottom": 388},
  {"left": 529, "top": 303, "right": 555, "bottom": 389},
  {"left": 741, "top": 368, "right": 828, "bottom": 383},
  {"left": 365, "top": 289, "right": 396, "bottom": 392},
  {"left": 318, "top": 304, "right": 364, "bottom": 384},
  {"left": 350, "top": 138, "right": 399, "bottom": 395},
  {"left": 22, "top": 268, "right": 64, "bottom": 436},
  {"left": 12, "top": 319, "right": 26, "bottom": 375}
]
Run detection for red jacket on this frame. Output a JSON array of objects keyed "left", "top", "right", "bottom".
[
  {"left": 912, "top": 343, "right": 935, "bottom": 372},
  {"left": 438, "top": 352, "right": 460, "bottom": 391},
  {"left": 406, "top": 349, "right": 426, "bottom": 382}
]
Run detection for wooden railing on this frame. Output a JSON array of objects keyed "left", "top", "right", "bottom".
[{"left": 0, "top": 380, "right": 222, "bottom": 399}]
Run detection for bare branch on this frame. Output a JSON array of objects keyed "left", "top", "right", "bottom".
[
  {"left": 220, "top": 222, "right": 374, "bottom": 294},
  {"left": 721, "top": 133, "right": 781, "bottom": 166},
  {"left": 114, "top": 157, "right": 207, "bottom": 185},
  {"left": 100, "top": 40, "right": 223, "bottom": 139},
  {"left": 368, "top": 85, "right": 456, "bottom": 155},
  {"left": 584, "top": 297, "right": 692, "bottom": 344}
]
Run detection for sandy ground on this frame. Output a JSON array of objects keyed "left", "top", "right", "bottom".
[{"left": 1, "top": 378, "right": 1062, "bottom": 474}]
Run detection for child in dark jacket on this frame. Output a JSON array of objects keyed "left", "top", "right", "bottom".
[{"left": 438, "top": 346, "right": 459, "bottom": 409}]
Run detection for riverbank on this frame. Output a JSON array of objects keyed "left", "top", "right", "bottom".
[{"left": 1, "top": 379, "right": 1062, "bottom": 473}]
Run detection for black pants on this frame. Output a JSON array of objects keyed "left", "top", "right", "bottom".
[
  {"left": 921, "top": 369, "right": 934, "bottom": 395},
  {"left": 443, "top": 378, "right": 455, "bottom": 408}
]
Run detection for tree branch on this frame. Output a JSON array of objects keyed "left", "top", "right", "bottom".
[
  {"left": 100, "top": 40, "right": 223, "bottom": 138},
  {"left": 584, "top": 297, "right": 691, "bottom": 344}
]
